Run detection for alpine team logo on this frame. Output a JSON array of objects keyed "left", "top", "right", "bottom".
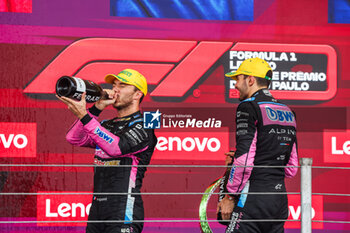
[{"left": 143, "top": 110, "right": 162, "bottom": 129}]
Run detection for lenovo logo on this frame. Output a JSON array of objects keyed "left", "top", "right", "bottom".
[
  {"left": 37, "top": 192, "right": 92, "bottom": 226},
  {"left": 323, "top": 130, "right": 350, "bottom": 163},
  {"left": 153, "top": 131, "right": 228, "bottom": 161},
  {"left": 285, "top": 195, "right": 323, "bottom": 229},
  {"left": 0, "top": 122, "right": 36, "bottom": 158},
  {"left": 45, "top": 198, "right": 91, "bottom": 218},
  {"left": 331, "top": 137, "right": 350, "bottom": 155},
  {"left": 156, "top": 136, "right": 221, "bottom": 152},
  {"left": 0, "top": 134, "right": 28, "bottom": 149}
]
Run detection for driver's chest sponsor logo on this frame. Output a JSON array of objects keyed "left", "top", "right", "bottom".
[{"left": 94, "top": 127, "right": 114, "bottom": 144}]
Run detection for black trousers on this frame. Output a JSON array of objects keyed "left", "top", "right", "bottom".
[
  {"left": 86, "top": 196, "right": 143, "bottom": 233},
  {"left": 226, "top": 180, "right": 288, "bottom": 233}
]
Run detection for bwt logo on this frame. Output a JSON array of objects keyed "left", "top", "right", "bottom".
[
  {"left": 143, "top": 110, "right": 161, "bottom": 129},
  {"left": 152, "top": 131, "right": 229, "bottom": 161},
  {"left": 323, "top": 130, "right": 350, "bottom": 163},
  {"left": 331, "top": 136, "right": 350, "bottom": 155},
  {"left": 37, "top": 192, "right": 92, "bottom": 226},
  {"left": 23, "top": 38, "right": 233, "bottom": 100},
  {"left": 265, "top": 107, "right": 294, "bottom": 123},
  {"left": 94, "top": 127, "right": 114, "bottom": 144},
  {"left": 0, "top": 122, "right": 36, "bottom": 158}
]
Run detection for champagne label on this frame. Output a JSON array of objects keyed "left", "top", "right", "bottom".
[{"left": 72, "top": 77, "right": 86, "bottom": 92}]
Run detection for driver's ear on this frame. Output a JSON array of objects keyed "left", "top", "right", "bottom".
[
  {"left": 248, "top": 76, "right": 256, "bottom": 86},
  {"left": 134, "top": 91, "right": 143, "bottom": 101}
]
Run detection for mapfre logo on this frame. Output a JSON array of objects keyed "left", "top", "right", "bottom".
[
  {"left": 285, "top": 195, "right": 323, "bottom": 229},
  {"left": 37, "top": 192, "right": 92, "bottom": 226},
  {"left": 0, "top": 122, "right": 36, "bottom": 158},
  {"left": 323, "top": 130, "right": 350, "bottom": 163},
  {"left": 153, "top": 131, "right": 229, "bottom": 161}
]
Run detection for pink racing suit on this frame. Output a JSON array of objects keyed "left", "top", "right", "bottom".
[{"left": 66, "top": 106, "right": 157, "bottom": 233}]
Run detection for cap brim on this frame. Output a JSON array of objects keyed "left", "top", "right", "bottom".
[
  {"left": 225, "top": 71, "right": 236, "bottom": 77},
  {"left": 104, "top": 74, "right": 118, "bottom": 84},
  {"left": 225, "top": 71, "right": 239, "bottom": 80}
]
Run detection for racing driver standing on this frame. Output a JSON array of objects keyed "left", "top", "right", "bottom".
[
  {"left": 57, "top": 69, "right": 157, "bottom": 233},
  {"left": 217, "top": 58, "right": 299, "bottom": 233}
]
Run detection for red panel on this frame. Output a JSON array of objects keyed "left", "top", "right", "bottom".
[
  {"left": 76, "top": 62, "right": 174, "bottom": 85},
  {"left": 37, "top": 192, "right": 91, "bottom": 226},
  {"left": 23, "top": 38, "right": 197, "bottom": 94},
  {"left": 0, "top": 0, "right": 32, "bottom": 13},
  {"left": 231, "top": 43, "right": 337, "bottom": 101},
  {"left": 151, "top": 41, "right": 233, "bottom": 97},
  {"left": 323, "top": 130, "right": 350, "bottom": 163},
  {"left": 285, "top": 195, "right": 323, "bottom": 229},
  {"left": 0, "top": 122, "right": 36, "bottom": 158}
]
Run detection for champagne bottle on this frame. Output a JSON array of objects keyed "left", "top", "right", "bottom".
[{"left": 56, "top": 76, "right": 108, "bottom": 102}]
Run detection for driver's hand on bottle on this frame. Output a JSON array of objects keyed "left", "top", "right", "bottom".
[{"left": 56, "top": 92, "right": 88, "bottom": 119}]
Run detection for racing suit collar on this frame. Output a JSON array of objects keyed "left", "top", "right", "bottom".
[
  {"left": 114, "top": 111, "right": 142, "bottom": 122},
  {"left": 252, "top": 88, "right": 270, "bottom": 97}
]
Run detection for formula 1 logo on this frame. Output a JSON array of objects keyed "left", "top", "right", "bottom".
[
  {"left": 23, "top": 38, "right": 233, "bottom": 100},
  {"left": 23, "top": 39, "right": 337, "bottom": 102}
]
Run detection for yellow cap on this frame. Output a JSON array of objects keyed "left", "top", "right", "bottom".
[
  {"left": 104, "top": 69, "right": 148, "bottom": 96},
  {"left": 225, "top": 57, "right": 272, "bottom": 80}
]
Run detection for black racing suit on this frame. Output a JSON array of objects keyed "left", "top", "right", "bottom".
[
  {"left": 66, "top": 105, "right": 157, "bottom": 233},
  {"left": 225, "top": 89, "right": 298, "bottom": 233}
]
